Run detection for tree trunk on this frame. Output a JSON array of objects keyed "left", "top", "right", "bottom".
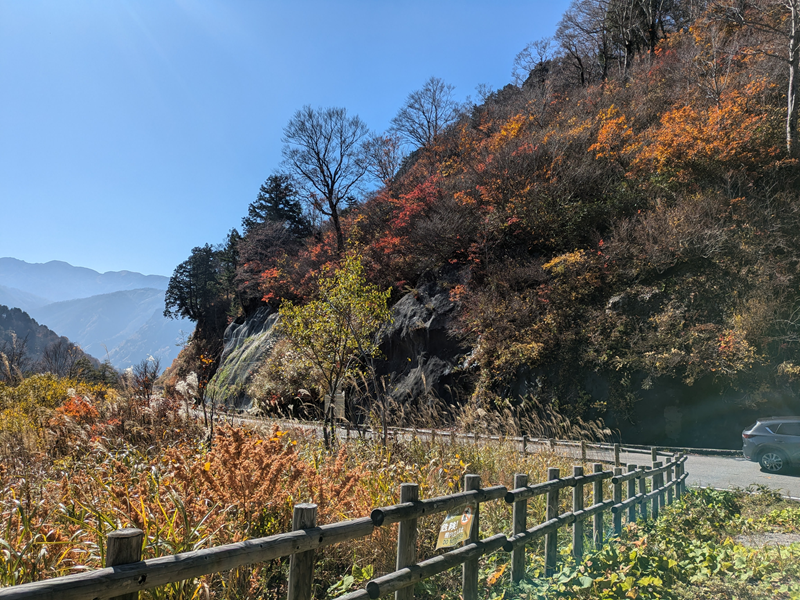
[
  {"left": 329, "top": 199, "right": 345, "bottom": 254},
  {"left": 788, "top": 0, "right": 799, "bottom": 157}
]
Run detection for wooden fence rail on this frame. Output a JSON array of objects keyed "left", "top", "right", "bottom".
[{"left": 0, "top": 454, "right": 689, "bottom": 600}]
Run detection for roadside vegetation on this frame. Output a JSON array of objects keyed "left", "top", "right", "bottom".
[
  {"left": 497, "top": 487, "right": 800, "bottom": 600},
  {"left": 3, "top": 372, "right": 800, "bottom": 599}
]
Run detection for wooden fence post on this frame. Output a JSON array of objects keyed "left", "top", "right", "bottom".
[
  {"left": 638, "top": 469, "right": 648, "bottom": 521},
  {"left": 666, "top": 457, "right": 674, "bottom": 506},
  {"left": 614, "top": 443, "right": 621, "bottom": 467},
  {"left": 580, "top": 441, "right": 587, "bottom": 462},
  {"left": 462, "top": 474, "right": 481, "bottom": 600},
  {"left": 613, "top": 467, "right": 623, "bottom": 536},
  {"left": 549, "top": 438, "right": 555, "bottom": 452},
  {"left": 592, "top": 463, "right": 604, "bottom": 548},
  {"left": 522, "top": 435, "right": 528, "bottom": 454},
  {"left": 544, "top": 467, "right": 560, "bottom": 577},
  {"left": 676, "top": 455, "right": 684, "bottom": 497},
  {"left": 287, "top": 503, "right": 317, "bottom": 600},
  {"left": 431, "top": 428, "right": 436, "bottom": 445},
  {"left": 396, "top": 484, "right": 419, "bottom": 600},
  {"left": 106, "top": 528, "right": 144, "bottom": 600},
  {"left": 651, "top": 447, "right": 658, "bottom": 463},
  {"left": 572, "top": 465, "right": 584, "bottom": 561},
  {"left": 511, "top": 473, "right": 528, "bottom": 583},
  {"left": 627, "top": 464, "right": 637, "bottom": 524},
  {"left": 651, "top": 462, "right": 662, "bottom": 520}
]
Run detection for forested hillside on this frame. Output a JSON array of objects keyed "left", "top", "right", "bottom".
[
  {"left": 164, "top": 0, "right": 800, "bottom": 443},
  {"left": 0, "top": 304, "right": 100, "bottom": 382}
]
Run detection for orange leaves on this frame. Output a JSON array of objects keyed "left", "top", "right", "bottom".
[
  {"left": 632, "top": 79, "right": 783, "bottom": 182},
  {"left": 168, "top": 425, "right": 370, "bottom": 532},
  {"left": 54, "top": 396, "right": 99, "bottom": 425},
  {"left": 588, "top": 106, "right": 636, "bottom": 165},
  {"left": 487, "top": 114, "right": 527, "bottom": 153}
]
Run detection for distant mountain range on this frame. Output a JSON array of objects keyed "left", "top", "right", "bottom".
[
  {"left": 0, "top": 257, "right": 169, "bottom": 302},
  {"left": 0, "top": 258, "right": 193, "bottom": 372}
]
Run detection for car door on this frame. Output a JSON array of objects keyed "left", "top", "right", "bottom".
[{"left": 774, "top": 421, "right": 800, "bottom": 463}]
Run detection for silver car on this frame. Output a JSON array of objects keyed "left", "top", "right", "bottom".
[{"left": 742, "top": 417, "right": 800, "bottom": 473}]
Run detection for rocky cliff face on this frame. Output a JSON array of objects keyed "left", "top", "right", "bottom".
[
  {"left": 202, "top": 283, "right": 783, "bottom": 449},
  {"left": 376, "top": 282, "right": 469, "bottom": 404},
  {"left": 205, "top": 306, "right": 279, "bottom": 409},
  {"left": 206, "top": 282, "right": 469, "bottom": 410}
]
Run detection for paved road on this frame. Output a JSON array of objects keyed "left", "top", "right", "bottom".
[
  {"left": 681, "top": 454, "right": 800, "bottom": 498},
  {"left": 613, "top": 449, "right": 800, "bottom": 498}
]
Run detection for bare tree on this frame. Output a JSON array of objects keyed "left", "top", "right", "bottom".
[
  {"left": 132, "top": 356, "right": 161, "bottom": 405},
  {"left": 41, "top": 338, "right": 82, "bottom": 378},
  {"left": 557, "top": 0, "right": 616, "bottom": 82},
  {"left": 362, "top": 132, "right": 405, "bottom": 186},
  {"left": 390, "top": 76, "right": 459, "bottom": 149},
  {"left": 512, "top": 38, "right": 555, "bottom": 86},
  {"left": 0, "top": 333, "right": 29, "bottom": 385},
  {"left": 282, "top": 106, "right": 370, "bottom": 253},
  {"left": 716, "top": 0, "right": 800, "bottom": 156}
]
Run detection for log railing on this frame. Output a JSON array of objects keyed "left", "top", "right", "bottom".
[{"left": 0, "top": 454, "right": 689, "bottom": 600}]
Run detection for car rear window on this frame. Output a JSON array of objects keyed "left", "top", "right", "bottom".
[{"left": 776, "top": 422, "right": 800, "bottom": 436}]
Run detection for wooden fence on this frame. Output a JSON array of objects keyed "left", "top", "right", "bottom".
[{"left": 0, "top": 454, "right": 688, "bottom": 600}]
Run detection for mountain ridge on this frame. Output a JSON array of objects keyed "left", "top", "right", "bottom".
[
  {"left": 0, "top": 257, "right": 169, "bottom": 302},
  {"left": 0, "top": 258, "right": 190, "bottom": 372}
]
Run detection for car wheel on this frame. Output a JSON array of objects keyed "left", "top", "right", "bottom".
[{"left": 759, "top": 450, "right": 788, "bottom": 473}]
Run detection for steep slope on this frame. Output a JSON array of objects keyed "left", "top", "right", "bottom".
[
  {"left": 0, "top": 304, "right": 94, "bottom": 367},
  {"left": 0, "top": 257, "right": 168, "bottom": 302}
]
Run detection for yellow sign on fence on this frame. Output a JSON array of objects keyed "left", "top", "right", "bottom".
[{"left": 435, "top": 505, "right": 475, "bottom": 549}]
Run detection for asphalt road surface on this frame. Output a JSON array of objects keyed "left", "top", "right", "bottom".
[
  {"left": 680, "top": 454, "right": 800, "bottom": 499},
  {"left": 614, "top": 449, "right": 800, "bottom": 498}
]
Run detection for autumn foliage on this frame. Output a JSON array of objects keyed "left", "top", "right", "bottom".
[{"left": 170, "top": 0, "right": 800, "bottom": 427}]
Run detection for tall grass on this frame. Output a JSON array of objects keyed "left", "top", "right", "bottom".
[{"left": 0, "top": 409, "right": 595, "bottom": 599}]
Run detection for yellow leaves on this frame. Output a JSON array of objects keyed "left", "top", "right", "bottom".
[
  {"left": 542, "top": 249, "right": 587, "bottom": 275},
  {"left": 203, "top": 461, "right": 211, "bottom": 472},
  {"left": 778, "top": 362, "right": 800, "bottom": 380},
  {"left": 488, "top": 114, "right": 526, "bottom": 153},
  {"left": 588, "top": 105, "right": 636, "bottom": 164},
  {"left": 278, "top": 251, "right": 392, "bottom": 398}
]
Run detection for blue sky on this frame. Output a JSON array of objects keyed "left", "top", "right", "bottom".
[{"left": 0, "top": 1, "right": 570, "bottom": 278}]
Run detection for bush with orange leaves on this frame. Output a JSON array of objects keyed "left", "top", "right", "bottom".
[{"left": 166, "top": 425, "right": 370, "bottom": 536}]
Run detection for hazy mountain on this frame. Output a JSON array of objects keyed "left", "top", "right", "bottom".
[
  {"left": 27, "top": 289, "right": 192, "bottom": 371},
  {"left": 0, "top": 257, "right": 168, "bottom": 302},
  {"left": 0, "top": 285, "right": 51, "bottom": 314},
  {"left": 107, "top": 307, "right": 193, "bottom": 370}
]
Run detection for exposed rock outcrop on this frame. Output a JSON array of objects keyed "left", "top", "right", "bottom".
[
  {"left": 205, "top": 281, "right": 470, "bottom": 410},
  {"left": 205, "top": 307, "right": 279, "bottom": 409},
  {"left": 377, "top": 282, "right": 469, "bottom": 404}
]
